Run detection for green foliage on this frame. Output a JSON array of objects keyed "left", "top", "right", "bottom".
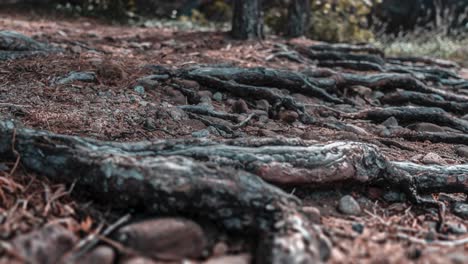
[
  {"left": 56, "top": 0, "right": 136, "bottom": 20},
  {"left": 309, "top": 0, "right": 380, "bottom": 43},
  {"left": 265, "top": 0, "right": 381, "bottom": 43}
]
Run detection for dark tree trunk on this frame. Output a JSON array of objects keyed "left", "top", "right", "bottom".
[
  {"left": 231, "top": 0, "right": 263, "bottom": 40},
  {"left": 287, "top": 0, "right": 311, "bottom": 37}
]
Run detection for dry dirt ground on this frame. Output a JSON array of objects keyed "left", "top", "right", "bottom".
[{"left": 0, "top": 8, "right": 467, "bottom": 264}]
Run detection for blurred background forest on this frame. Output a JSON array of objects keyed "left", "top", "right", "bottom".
[{"left": 2, "top": 0, "right": 468, "bottom": 65}]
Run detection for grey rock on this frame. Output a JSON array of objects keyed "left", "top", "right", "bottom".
[
  {"left": 448, "top": 252, "right": 468, "bottom": 264},
  {"left": 381, "top": 116, "right": 398, "bottom": 128},
  {"left": 72, "top": 245, "right": 115, "bottom": 264},
  {"left": 456, "top": 146, "right": 468, "bottom": 158},
  {"left": 352, "top": 222, "right": 365, "bottom": 234},
  {"left": 446, "top": 222, "right": 467, "bottom": 235},
  {"left": 421, "top": 152, "right": 446, "bottom": 165},
  {"left": 453, "top": 202, "right": 468, "bottom": 219},
  {"left": 278, "top": 110, "right": 299, "bottom": 124},
  {"left": 338, "top": 195, "right": 361, "bottom": 215},
  {"left": 255, "top": 99, "right": 270, "bottom": 111},
  {"left": 12, "top": 224, "right": 78, "bottom": 264},
  {"left": 302, "top": 206, "right": 321, "bottom": 223},
  {"left": 116, "top": 218, "right": 206, "bottom": 261},
  {"left": 133, "top": 85, "right": 145, "bottom": 95},
  {"left": 57, "top": 71, "right": 96, "bottom": 84},
  {"left": 192, "top": 129, "right": 210, "bottom": 138},
  {"left": 144, "top": 118, "right": 156, "bottom": 131},
  {"left": 231, "top": 99, "right": 249, "bottom": 114},
  {"left": 213, "top": 92, "right": 223, "bottom": 102}
]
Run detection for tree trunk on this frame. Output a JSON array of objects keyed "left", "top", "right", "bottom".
[
  {"left": 231, "top": 0, "right": 263, "bottom": 40},
  {"left": 287, "top": 0, "right": 311, "bottom": 37}
]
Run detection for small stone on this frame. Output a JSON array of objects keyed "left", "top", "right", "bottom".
[
  {"left": 456, "top": 146, "right": 468, "bottom": 158},
  {"left": 383, "top": 191, "right": 406, "bottom": 203},
  {"left": 381, "top": 116, "right": 398, "bottom": 128},
  {"left": 212, "top": 242, "right": 229, "bottom": 257},
  {"left": 372, "top": 91, "right": 385, "bottom": 100},
  {"left": 421, "top": 152, "right": 446, "bottom": 165},
  {"left": 406, "top": 246, "right": 422, "bottom": 260},
  {"left": 278, "top": 110, "right": 299, "bottom": 124},
  {"left": 198, "top": 90, "right": 213, "bottom": 104},
  {"left": 448, "top": 252, "right": 468, "bottom": 264},
  {"left": 192, "top": 129, "right": 210, "bottom": 138},
  {"left": 231, "top": 99, "right": 249, "bottom": 114},
  {"left": 453, "top": 202, "right": 468, "bottom": 219},
  {"left": 144, "top": 118, "right": 156, "bottom": 131},
  {"left": 407, "top": 123, "right": 445, "bottom": 133},
  {"left": 204, "top": 254, "right": 251, "bottom": 264},
  {"left": 116, "top": 218, "right": 206, "bottom": 261},
  {"left": 446, "top": 222, "right": 467, "bottom": 235},
  {"left": 137, "top": 75, "right": 161, "bottom": 89},
  {"left": 70, "top": 45, "right": 82, "bottom": 53},
  {"left": 351, "top": 222, "right": 365, "bottom": 234},
  {"left": 0, "top": 163, "right": 8, "bottom": 171},
  {"left": 133, "top": 85, "right": 145, "bottom": 95},
  {"left": 213, "top": 92, "right": 223, "bottom": 102},
  {"left": 12, "top": 224, "right": 78, "bottom": 264},
  {"left": 352, "top": 85, "right": 372, "bottom": 97},
  {"left": 338, "top": 195, "right": 361, "bottom": 215},
  {"left": 302, "top": 206, "right": 321, "bottom": 223},
  {"left": 256, "top": 99, "right": 270, "bottom": 111},
  {"left": 462, "top": 114, "right": 468, "bottom": 121},
  {"left": 74, "top": 245, "right": 115, "bottom": 264}
]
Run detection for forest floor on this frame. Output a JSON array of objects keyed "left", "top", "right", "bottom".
[{"left": 0, "top": 8, "right": 467, "bottom": 264}]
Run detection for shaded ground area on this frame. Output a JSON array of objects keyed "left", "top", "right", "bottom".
[{"left": 0, "top": 9, "right": 467, "bottom": 264}]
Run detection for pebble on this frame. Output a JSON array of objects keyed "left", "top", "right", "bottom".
[
  {"left": 446, "top": 222, "right": 467, "bottom": 235},
  {"left": 338, "top": 195, "right": 361, "bottom": 215},
  {"left": 407, "top": 122, "right": 445, "bottom": 133},
  {"left": 381, "top": 116, "right": 399, "bottom": 128},
  {"left": 212, "top": 242, "right": 229, "bottom": 257},
  {"left": 213, "top": 92, "right": 223, "bottom": 102},
  {"left": 455, "top": 146, "right": 468, "bottom": 158},
  {"left": 278, "top": 110, "right": 299, "bottom": 123},
  {"left": 352, "top": 222, "right": 365, "bottom": 234},
  {"left": 12, "top": 224, "right": 78, "bottom": 264},
  {"left": 74, "top": 245, "right": 115, "bottom": 264},
  {"left": 421, "top": 152, "right": 446, "bottom": 165},
  {"left": 448, "top": 252, "right": 468, "bottom": 264},
  {"left": 116, "top": 218, "right": 206, "bottom": 261},
  {"left": 133, "top": 85, "right": 145, "bottom": 95},
  {"left": 256, "top": 99, "right": 270, "bottom": 111},
  {"left": 453, "top": 202, "right": 468, "bottom": 219},
  {"left": 192, "top": 129, "right": 210, "bottom": 138},
  {"left": 302, "top": 206, "right": 321, "bottom": 223},
  {"left": 144, "top": 118, "right": 156, "bottom": 131},
  {"left": 231, "top": 99, "right": 249, "bottom": 114}
]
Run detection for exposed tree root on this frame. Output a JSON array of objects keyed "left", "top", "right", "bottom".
[
  {"left": 0, "top": 121, "right": 322, "bottom": 263},
  {"left": 349, "top": 106, "right": 468, "bottom": 133},
  {"left": 179, "top": 66, "right": 343, "bottom": 104},
  {"left": 381, "top": 91, "right": 468, "bottom": 115},
  {"left": 0, "top": 31, "right": 56, "bottom": 60}
]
